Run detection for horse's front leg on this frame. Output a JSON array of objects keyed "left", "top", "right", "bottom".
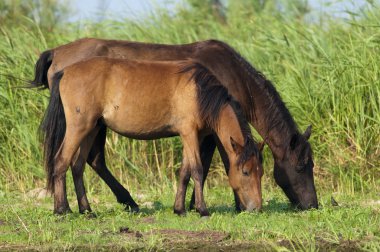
[
  {"left": 179, "top": 132, "right": 209, "bottom": 217},
  {"left": 189, "top": 135, "right": 216, "bottom": 210}
]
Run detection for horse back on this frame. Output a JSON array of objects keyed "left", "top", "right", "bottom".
[
  {"left": 47, "top": 38, "right": 199, "bottom": 84},
  {"left": 59, "top": 58, "right": 202, "bottom": 139}
]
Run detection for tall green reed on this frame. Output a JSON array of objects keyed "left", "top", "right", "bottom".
[{"left": 0, "top": 2, "right": 378, "bottom": 195}]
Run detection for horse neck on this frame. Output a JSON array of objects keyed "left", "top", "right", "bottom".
[
  {"left": 199, "top": 42, "right": 300, "bottom": 160},
  {"left": 212, "top": 61, "right": 298, "bottom": 159},
  {"left": 213, "top": 104, "right": 246, "bottom": 158}
]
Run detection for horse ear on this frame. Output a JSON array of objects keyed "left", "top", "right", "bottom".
[
  {"left": 230, "top": 137, "right": 243, "bottom": 154},
  {"left": 289, "top": 134, "right": 298, "bottom": 150},
  {"left": 303, "top": 125, "right": 312, "bottom": 140}
]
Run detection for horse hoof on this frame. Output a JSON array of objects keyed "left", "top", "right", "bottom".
[
  {"left": 83, "top": 212, "right": 97, "bottom": 219},
  {"left": 198, "top": 209, "right": 210, "bottom": 217},
  {"left": 79, "top": 208, "right": 93, "bottom": 214},
  {"left": 54, "top": 207, "right": 73, "bottom": 215},
  {"left": 235, "top": 205, "right": 242, "bottom": 213},
  {"left": 126, "top": 206, "right": 140, "bottom": 213},
  {"left": 174, "top": 209, "right": 186, "bottom": 216}
]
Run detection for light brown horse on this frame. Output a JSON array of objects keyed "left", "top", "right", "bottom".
[
  {"left": 42, "top": 57, "right": 263, "bottom": 216},
  {"left": 32, "top": 38, "right": 318, "bottom": 212}
]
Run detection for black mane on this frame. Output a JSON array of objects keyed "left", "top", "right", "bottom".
[
  {"left": 229, "top": 100, "right": 260, "bottom": 165},
  {"left": 211, "top": 40, "right": 299, "bottom": 141},
  {"left": 180, "top": 62, "right": 259, "bottom": 164}
]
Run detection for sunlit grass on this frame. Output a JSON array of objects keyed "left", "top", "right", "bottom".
[{"left": 0, "top": 188, "right": 379, "bottom": 251}]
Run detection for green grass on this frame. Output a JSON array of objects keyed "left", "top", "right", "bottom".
[
  {"left": 0, "top": 1, "right": 380, "bottom": 251},
  {"left": 0, "top": 186, "right": 379, "bottom": 251}
]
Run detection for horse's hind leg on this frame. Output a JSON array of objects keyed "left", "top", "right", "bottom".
[
  {"left": 87, "top": 125, "right": 139, "bottom": 212},
  {"left": 71, "top": 127, "right": 100, "bottom": 214},
  {"left": 54, "top": 124, "right": 94, "bottom": 215},
  {"left": 189, "top": 135, "right": 216, "bottom": 210}
]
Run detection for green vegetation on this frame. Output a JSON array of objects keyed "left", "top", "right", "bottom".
[
  {"left": 1, "top": 188, "right": 379, "bottom": 251},
  {"left": 0, "top": 0, "right": 379, "bottom": 250}
]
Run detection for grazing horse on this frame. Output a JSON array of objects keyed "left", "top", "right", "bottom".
[
  {"left": 31, "top": 38, "right": 318, "bottom": 211},
  {"left": 41, "top": 58, "right": 263, "bottom": 216}
]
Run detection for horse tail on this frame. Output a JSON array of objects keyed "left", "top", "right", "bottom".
[
  {"left": 30, "top": 50, "right": 53, "bottom": 89},
  {"left": 40, "top": 71, "right": 65, "bottom": 192}
]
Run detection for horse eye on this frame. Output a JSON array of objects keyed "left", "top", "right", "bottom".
[{"left": 242, "top": 170, "right": 249, "bottom": 176}]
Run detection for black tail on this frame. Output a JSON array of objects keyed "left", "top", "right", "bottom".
[
  {"left": 40, "top": 71, "right": 65, "bottom": 192},
  {"left": 30, "top": 50, "right": 53, "bottom": 89}
]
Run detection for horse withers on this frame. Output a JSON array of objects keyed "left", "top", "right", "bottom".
[{"left": 41, "top": 58, "right": 263, "bottom": 216}]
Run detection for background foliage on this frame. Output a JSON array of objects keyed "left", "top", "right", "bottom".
[{"left": 0, "top": 0, "right": 379, "bottom": 197}]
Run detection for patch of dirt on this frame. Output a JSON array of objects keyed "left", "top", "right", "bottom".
[
  {"left": 0, "top": 238, "right": 366, "bottom": 252},
  {"left": 119, "top": 227, "right": 143, "bottom": 239},
  {"left": 140, "top": 201, "right": 154, "bottom": 208},
  {"left": 0, "top": 219, "right": 5, "bottom": 226},
  {"left": 25, "top": 188, "right": 49, "bottom": 199},
  {"left": 368, "top": 200, "right": 380, "bottom": 206},
  {"left": 118, "top": 227, "right": 230, "bottom": 247},
  {"left": 138, "top": 216, "right": 156, "bottom": 224},
  {"left": 150, "top": 229, "right": 230, "bottom": 244},
  {"left": 314, "top": 238, "right": 362, "bottom": 252}
]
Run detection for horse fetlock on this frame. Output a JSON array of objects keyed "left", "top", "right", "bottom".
[
  {"left": 125, "top": 205, "right": 140, "bottom": 213},
  {"left": 79, "top": 205, "right": 92, "bottom": 214},
  {"left": 196, "top": 207, "right": 210, "bottom": 217},
  {"left": 81, "top": 211, "right": 97, "bottom": 219},
  {"left": 54, "top": 206, "right": 73, "bottom": 215},
  {"left": 173, "top": 207, "right": 186, "bottom": 216}
]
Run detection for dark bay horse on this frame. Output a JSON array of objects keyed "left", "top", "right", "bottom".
[
  {"left": 42, "top": 58, "right": 263, "bottom": 216},
  {"left": 31, "top": 38, "right": 318, "bottom": 211}
]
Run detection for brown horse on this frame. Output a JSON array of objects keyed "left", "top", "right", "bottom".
[
  {"left": 42, "top": 57, "right": 263, "bottom": 216},
  {"left": 31, "top": 38, "right": 318, "bottom": 211}
]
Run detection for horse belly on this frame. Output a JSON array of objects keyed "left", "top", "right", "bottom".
[{"left": 102, "top": 102, "right": 177, "bottom": 140}]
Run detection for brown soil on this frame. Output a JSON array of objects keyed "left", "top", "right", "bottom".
[
  {"left": 0, "top": 228, "right": 365, "bottom": 251},
  {"left": 117, "top": 227, "right": 364, "bottom": 251},
  {"left": 138, "top": 216, "right": 156, "bottom": 224},
  {"left": 149, "top": 229, "right": 230, "bottom": 243}
]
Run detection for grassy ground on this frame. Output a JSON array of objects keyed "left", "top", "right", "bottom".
[{"left": 0, "top": 185, "right": 379, "bottom": 251}]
